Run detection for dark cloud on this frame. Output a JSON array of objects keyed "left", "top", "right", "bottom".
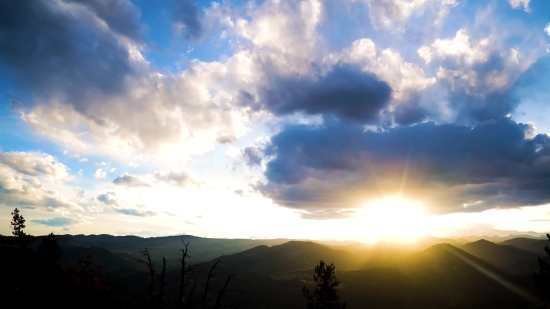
[
  {"left": 242, "top": 146, "right": 262, "bottom": 167},
  {"left": 32, "top": 217, "right": 79, "bottom": 227},
  {"left": 97, "top": 192, "right": 121, "bottom": 206},
  {"left": 116, "top": 208, "right": 157, "bottom": 217},
  {"left": 171, "top": 0, "right": 204, "bottom": 41},
  {"left": 393, "top": 101, "right": 426, "bottom": 125},
  {"left": 113, "top": 174, "right": 151, "bottom": 187},
  {"left": 249, "top": 64, "right": 392, "bottom": 122},
  {"left": 258, "top": 118, "right": 550, "bottom": 216},
  {"left": 0, "top": 0, "right": 139, "bottom": 111},
  {"left": 67, "top": 0, "right": 144, "bottom": 40}
]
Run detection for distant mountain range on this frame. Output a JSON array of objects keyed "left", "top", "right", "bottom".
[{"left": 14, "top": 233, "right": 550, "bottom": 308}]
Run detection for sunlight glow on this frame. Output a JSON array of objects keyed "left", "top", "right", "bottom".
[{"left": 358, "top": 197, "right": 428, "bottom": 241}]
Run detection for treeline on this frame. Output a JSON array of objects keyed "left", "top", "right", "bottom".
[{"left": 0, "top": 208, "right": 243, "bottom": 309}]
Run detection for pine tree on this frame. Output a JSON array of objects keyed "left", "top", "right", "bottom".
[
  {"left": 10, "top": 208, "right": 26, "bottom": 238},
  {"left": 10, "top": 208, "right": 31, "bottom": 247},
  {"left": 303, "top": 260, "right": 347, "bottom": 309},
  {"left": 36, "top": 233, "right": 63, "bottom": 266}
]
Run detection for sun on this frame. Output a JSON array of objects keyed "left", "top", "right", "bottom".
[{"left": 358, "top": 196, "right": 428, "bottom": 241}]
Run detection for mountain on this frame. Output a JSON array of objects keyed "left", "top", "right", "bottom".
[
  {"left": 398, "top": 244, "right": 541, "bottom": 308},
  {"left": 204, "top": 241, "right": 361, "bottom": 274},
  {"left": 461, "top": 239, "right": 539, "bottom": 275},
  {"left": 32, "top": 234, "right": 294, "bottom": 270},
  {"left": 499, "top": 237, "right": 549, "bottom": 256}
]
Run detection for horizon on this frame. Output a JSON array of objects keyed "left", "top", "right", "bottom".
[{"left": 1, "top": 0, "right": 550, "bottom": 242}]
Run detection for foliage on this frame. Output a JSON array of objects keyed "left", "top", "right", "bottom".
[{"left": 302, "top": 260, "right": 347, "bottom": 309}]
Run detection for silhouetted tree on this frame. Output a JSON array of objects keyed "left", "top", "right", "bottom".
[
  {"left": 36, "top": 232, "right": 63, "bottom": 266},
  {"left": 10, "top": 208, "right": 31, "bottom": 247},
  {"left": 534, "top": 233, "right": 550, "bottom": 307},
  {"left": 138, "top": 248, "right": 156, "bottom": 309},
  {"left": 303, "top": 260, "right": 347, "bottom": 309}
]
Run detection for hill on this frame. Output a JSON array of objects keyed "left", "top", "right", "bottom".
[
  {"left": 204, "top": 241, "right": 360, "bottom": 274},
  {"left": 499, "top": 237, "right": 549, "bottom": 256},
  {"left": 461, "top": 239, "right": 538, "bottom": 275}
]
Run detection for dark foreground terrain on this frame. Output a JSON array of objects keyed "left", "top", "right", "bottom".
[{"left": 2, "top": 232, "right": 550, "bottom": 308}]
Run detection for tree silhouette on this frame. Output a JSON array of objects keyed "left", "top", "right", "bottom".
[
  {"left": 10, "top": 208, "right": 31, "bottom": 247},
  {"left": 534, "top": 233, "right": 550, "bottom": 307},
  {"left": 36, "top": 232, "right": 63, "bottom": 266},
  {"left": 303, "top": 260, "right": 347, "bottom": 309}
]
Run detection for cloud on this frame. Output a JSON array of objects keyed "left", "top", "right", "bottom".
[
  {"left": 242, "top": 146, "right": 262, "bottom": 167},
  {"left": 0, "top": 0, "right": 138, "bottom": 108},
  {"left": 171, "top": 0, "right": 204, "bottom": 41},
  {"left": 94, "top": 169, "right": 107, "bottom": 179},
  {"left": 0, "top": 164, "right": 80, "bottom": 210},
  {"left": 152, "top": 171, "right": 193, "bottom": 187},
  {"left": 509, "top": 0, "right": 530, "bottom": 12},
  {"left": 97, "top": 192, "right": 121, "bottom": 206},
  {"left": 257, "top": 118, "right": 550, "bottom": 217},
  {"left": 418, "top": 29, "right": 491, "bottom": 66},
  {"left": 545, "top": 23, "right": 550, "bottom": 36},
  {"left": 0, "top": 151, "right": 69, "bottom": 181},
  {"left": 332, "top": 38, "right": 436, "bottom": 104},
  {"left": 248, "top": 64, "right": 392, "bottom": 122},
  {"left": 115, "top": 208, "right": 157, "bottom": 217},
  {"left": 360, "top": 0, "right": 458, "bottom": 31},
  {"left": 112, "top": 174, "right": 151, "bottom": 187},
  {"left": 32, "top": 217, "right": 79, "bottom": 227},
  {"left": 112, "top": 171, "right": 194, "bottom": 188},
  {"left": 3, "top": 0, "right": 247, "bottom": 161},
  {"left": 67, "top": 0, "right": 144, "bottom": 40}
]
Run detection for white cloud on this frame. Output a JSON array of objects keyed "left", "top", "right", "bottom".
[
  {"left": 418, "top": 29, "right": 491, "bottom": 65},
  {"left": 545, "top": 23, "right": 550, "bottom": 36},
  {"left": 109, "top": 168, "right": 116, "bottom": 172},
  {"left": 509, "top": 0, "right": 531, "bottom": 12},
  {"left": 333, "top": 38, "right": 436, "bottom": 101},
  {"left": 0, "top": 163, "right": 80, "bottom": 210},
  {"left": 0, "top": 151, "right": 69, "bottom": 181},
  {"left": 78, "top": 169, "right": 83, "bottom": 176},
  {"left": 94, "top": 168, "right": 107, "bottom": 179},
  {"left": 359, "top": 0, "right": 458, "bottom": 31}
]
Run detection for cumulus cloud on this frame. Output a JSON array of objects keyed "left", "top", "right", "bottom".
[
  {"left": 0, "top": 151, "right": 69, "bottom": 181},
  {"left": 418, "top": 29, "right": 491, "bottom": 66},
  {"left": 171, "top": 0, "right": 204, "bottom": 41},
  {"left": 545, "top": 23, "right": 550, "bottom": 36},
  {"left": 32, "top": 217, "right": 80, "bottom": 227},
  {"left": 257, "top": 118, "right": 550, "bottom": 217},
  {"left": 3, "top": 0, "right": 248, "bottom": 161},
  {"left": 333, "top": 38, "right": 436, "bottom": 102},
  {"left": 94, "top": 169, "right": 107, "bottom": 179},
  {"left": 247, "top": 64, "right": 392, "bottom": 122},
  {"left": 97, "top": 192, "right": 121, "bottom": 206},
  {"left": 0, "top": 164, "right": 80, "bottom": 210}
]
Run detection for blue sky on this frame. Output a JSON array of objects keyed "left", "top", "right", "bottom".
[{"left": 0, "top": 0, "right": 549, "bottom": 241}]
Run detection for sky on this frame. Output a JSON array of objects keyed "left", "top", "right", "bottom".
[{"left": 0, "top": 0, "right": 550, "bottom": 242}]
